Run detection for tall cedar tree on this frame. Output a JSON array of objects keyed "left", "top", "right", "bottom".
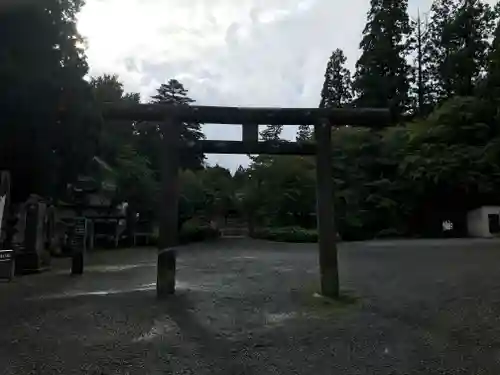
[
  {"left": 485, "top": 3, "right": 500, "bottom": 97},
  {"left": 0, "top": 0, "right": 99, "bottom": 201},
  {"left": 320, "top": 49, "right": 353, "bottom": 108},
  {"left": 297, "top": 48, "right": 352, "bottom": 141},
  {"left": 147, "top": 79, "right": 206, "bottom": 171},
  {"left": 423, "top": 0, "right": 459, "bottom": 102},
  {"left": 409, "top": 11, "right": 432, "bottom": 116},
  {"left": 424, "top": 0, "right": 494, "bottom": 103},
  {"left": 450, "top": 0, "right": 494, "bottom": 96},
  {"left": 353, "top": 0, "right": 412, "bottom": 115}
]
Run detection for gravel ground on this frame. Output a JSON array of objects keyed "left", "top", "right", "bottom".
[{"left": 2, "top": 238, "right": 500, "bottom": 374}]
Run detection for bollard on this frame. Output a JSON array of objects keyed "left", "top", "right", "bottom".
[
  {"left": 71, "top": 251, "right": 84, "bottom": 275},
  {"left": 69, "top": 217, "right": 87, "bottom": 276},
  {"left": 157, "top": 248, "right": 176, "bottom": 298}
]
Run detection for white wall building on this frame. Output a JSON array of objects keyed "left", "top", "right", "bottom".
[{"left": 467, "top": 206, "right": 500, "bottom": 238}]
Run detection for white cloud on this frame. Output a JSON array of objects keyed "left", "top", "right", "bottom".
[{"left": 78, "top": 0, "right": 497, "bottom": 171}]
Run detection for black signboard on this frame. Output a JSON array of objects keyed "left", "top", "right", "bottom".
[
  {"left": 0, "top": 249, "right": 12, "bottom": 261},
  {"left": 0, "top": 249, "right": 14, "bottom": 280}
]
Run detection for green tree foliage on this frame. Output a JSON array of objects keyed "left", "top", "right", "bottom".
[
  {"left": 256, "top": 124, "right": 284, "bottom": 170},
  {"left": 199, "top": 166, "right": 235, "bottom": 219},
  {"left": 260, "top": 124, "right": 284, "bottom": 141},
  {"left": 353, "top": 0, "right": 412, "bottom": 114},
  {"left": 178, "top": 165, "right": 235, "bottom": 228},
  {"left": 409, "top": 11, "right": 433, "bottom": 115},
  {"left": 5, "top": 0, "right": 500, "bottom": 244},
  {"left": 450, "top": 0, "right": 495, "bottom": 96},
  {"left": 484, "top": 3, "right": 500, "bottom": 98},
  {"left": 90, "top": 74, "right": 124, "bottom": 103},
  {"left": 0, "top": 0, "right": 99, "bottom": 201},
  {"left": 400, "top": 96, "right": 500, "bottom": 235},
  {"left": 319, "top": 49, "right": 352, "bottom": 108},
  {"left": 179, "top": 170, "right": 206, "bottom": 228},
  {"left": 140, "top": 79, "right": 205, "bottom": 172},
  {"left": 90, "top": 74, "right": 139, "bottom": 162},
  {"left": 114, "top": 145, "right": 158, "bottom": 209},
  {"left": 424, "top": 0, "right": 494, "bottom": 103},
  {"left": 90, "top": 74, "right": 158, "bottom": 212},
  {"left": 423, "top": 0, "right": 460, "bottom": 103},
  {"left": 243, "top": 156, "right": 316, "bottom": 228},
  {"left": 296, "top": 125, "right": 313, "bottom": 142},
  {"left": 233, "top": 166, "right": 248, "bottom": 190}
]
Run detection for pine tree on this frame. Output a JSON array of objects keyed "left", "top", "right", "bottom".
[
  {"left": 142, "top": 79, "right": 206, "bottom": 171},
  {"left": 353, "top": 0, "right": 412, "bottom": 115},
  {"left": 296, "top": 124, "right": 312, "bottom": 142},
  {"left": 320, "top": 49, "right": 352, "bottom": 108},
  {"left": 260, "top": 124, "right": 283, "bottom": 141},
  {"left": 152, "top": 79, "right": 197, "bottom": 107}
]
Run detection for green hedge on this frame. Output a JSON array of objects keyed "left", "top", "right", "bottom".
[
  {"left": 251, "top": 226, "right": 319, "bottom": 243},
  {"left": 179, "top": 223, "right": 220, "bottom": 244},
  {"left": 374, "top": 228, "right": 406, "bottom": 239},
  {"left": 148, "top": 223, "right": 220, "bottom": 245}
]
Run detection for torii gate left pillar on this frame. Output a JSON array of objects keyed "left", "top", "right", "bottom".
[{"left": 156, "top": 118, "right": 180, "bottom": 298}]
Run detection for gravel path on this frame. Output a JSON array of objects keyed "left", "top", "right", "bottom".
[{"left": 2, "top": 238, "right": 500, "bottom": 374}]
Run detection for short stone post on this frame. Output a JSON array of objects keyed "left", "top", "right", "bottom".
[
  {"left": 157, "top": 248, "right": 176, "bottom": 296},
  {"left": 71, "top": 251, "right": 84, "bottom": 275}
]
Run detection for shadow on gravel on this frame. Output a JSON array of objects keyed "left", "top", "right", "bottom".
[{"left": 158, "top": 292, "right": 259, "bottom": 373}]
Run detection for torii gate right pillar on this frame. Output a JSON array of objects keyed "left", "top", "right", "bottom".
[{"left": 315, "top": 119, "right": 339, "bottom": 298}]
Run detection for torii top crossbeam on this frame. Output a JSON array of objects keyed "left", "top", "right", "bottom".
[{"left": 102, "top": 103, "right": 393, "bottom": 127}]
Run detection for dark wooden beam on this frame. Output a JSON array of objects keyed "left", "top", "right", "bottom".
[
  {"left": 102, "top": 103, "right": 392, "bottom": 126},
  {"left": 184, "top": 140, "right": 316, "bottom": 155},
  {"left": 242, "top": 123, "right": 259, "bottom": 142},
  {"left": 315, "top": 119, "right": 339, "bottom": 298}
]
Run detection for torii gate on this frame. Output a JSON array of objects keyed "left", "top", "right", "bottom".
[{"left": 103, "top": 104, "right": 391, "bottom": 299}]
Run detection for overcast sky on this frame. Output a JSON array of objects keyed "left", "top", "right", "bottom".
[{"left": 77, "top": 0, "right": 489, "bottom": 172}]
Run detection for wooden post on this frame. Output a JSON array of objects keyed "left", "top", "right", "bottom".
[
  {"left": 315, "top": 119, "right": 339, "bottom": 298},
  {"left": 242, "top": 123, "right": 259, "bottom": 142},
  {"left": 157, "top": 118, "right": 180, "bottom": 298}
]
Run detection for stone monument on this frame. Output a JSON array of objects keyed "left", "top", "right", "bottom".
[
  {"left": 0, "top": 171, "right": 10, "bottom": 245},
  {"left": 14, "top": 195, "right": 51, "bottom": 273},
  {"left": 0, "top": 171, "right": 14, "bottom": 280}
]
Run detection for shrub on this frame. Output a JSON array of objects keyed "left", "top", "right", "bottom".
[
  {"left": 179, "top": 222, "right": 220, "bottom": 244},
  {"left": 375, "top": 228, "right": 405, "bottom": 239},
  {"left": 148, "top": 221, "right": 220, "bottom": 246},
  {"left": 251, "top": 226, "right": 318, "bottom": 243}
]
